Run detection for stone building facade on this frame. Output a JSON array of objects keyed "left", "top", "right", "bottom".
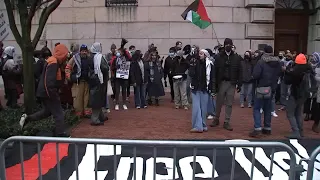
[{"left": 0, "top": 0, "right": 319, "bottom": 55}]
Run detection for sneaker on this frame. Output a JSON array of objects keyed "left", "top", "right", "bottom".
[
  {"left": 123, "top": 105, "right": 128, "bottom": 110},
  {"left": 240, "top": 104, "right": 244, "bottom": 108},
  {"left": 278, "top": 106, "right": 286, "bottom": 111},
  {"left": 285, "top": 132, "right": 301, "bottom": 139},
  {"left": 106, "top": 109, "right": 111, "bottom": 113},
  {"left": 115, "top": 104, "right": 119, "bottom": 111},
  {"left": 262, "top": 129, "right": 271, "bottom": 135},
  {"left": 144, "top": 106, "right": 148, "bottom": 108},
  {"left": 271, "top": 111, "right": 278, "bottom": 117},
  {"left": 210, "top": 118, "right": 220, "bottom": 127},
  {"left": 19, "top": 114, "right": 28, "bottom": 129},
  {"left": 136, "top": 106, "right": 141, "bottom": 109},
  {"left": 260, "top": 109, "right": 263, "bottom": 114},
  {"left": 184, "top": 106, "right": 189, "bottom": 110},
  {"left": 249, "top": 130, "right": 262, "bottom": 138},
  {"left": 90, "top": 122, "right": 104, "bottom": 126},
  {"left": 175, "top": 106, "right": 179, "bottom": 109},
  {"left": 190, "top": 128, "right": 203, "bottom": 133},
  {"left": 248, "top": 104, "right": 252, "bottom": 108},
  {"left": 207, "top": 115, "right": 214, "bottom": 120}
]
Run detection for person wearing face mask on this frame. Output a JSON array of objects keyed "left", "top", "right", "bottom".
[
  {"left": 146, "top": 51, "right": 165, "bottom": 106},
  {"left": 172, "top": 49, "right": 190, "bottom": 109},
  {"left": 65, "top": 44, "right": 92, "bottom": 118},
  {"left": 240, "top": 51, "right": 254, "bottom": 108},
  {"left": 278, "top": 52, "right": 293, "bottom": 111},
  {"left": 20, "top": 44, "right": 70, "bottom": 137},
  {"left": 189, "top": 49, "right": 215, "bottom": 133},
  {"left": 112, "top": 48, "right": 131, "bottom": 110},
  {"left": 164, "top": 47, "right": 177, "bottom": 102},
  {"left": 143, "top": 43, "right": 155, "bottom": 62},
  {"left": 210, "top": 38, "right": 243, "bottom": 131}
]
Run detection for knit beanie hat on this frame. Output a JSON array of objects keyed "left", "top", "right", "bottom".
[
  {"left": 80, "top": 44, "right": 88, "bottom": 51},
  {"left": 295, "top": 53, "right": 307, "bottom": 65},
  {"left": 224, "top": 38, "right": 233, "bottom": 46}
]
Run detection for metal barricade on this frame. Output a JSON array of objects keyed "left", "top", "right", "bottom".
[
  {"left": 0, "top": 136, "right": 299, "bottom": 180},
  {"left": 306, "top": 145, "right": 320, "bottom": 180}
]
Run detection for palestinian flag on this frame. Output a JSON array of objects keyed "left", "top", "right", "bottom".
[{"left": 181, "top": 0, "right": 211, "bottom": 29}]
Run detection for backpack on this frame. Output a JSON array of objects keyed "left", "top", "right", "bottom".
[{"left": 298, "top": 71, "right": 318, "bottom": 99}]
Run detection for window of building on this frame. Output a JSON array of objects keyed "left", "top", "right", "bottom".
[{"left": 105, "top": 0, "right": 138, "bottom": 7}]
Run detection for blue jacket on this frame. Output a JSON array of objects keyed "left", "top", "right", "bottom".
[{"left": 252, "top": 53, "right": 281, "bottom": 91}]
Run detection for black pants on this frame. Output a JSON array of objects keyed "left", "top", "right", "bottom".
[
  {"left": 169, "top": 77, "right": 174, "bottom": 101},
  {"left": 127, "top": 85, "right": 130, "bottom": 97},
  {"left": 28, "top": 97, "right": 65, "bottom": 135},
  {"left": 115, "top": 79, "right": 128, "bottom": 104},
  {"left": 6, "top": 89, "right": 18, "bottom": 108}
]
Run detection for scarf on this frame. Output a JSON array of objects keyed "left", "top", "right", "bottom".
[
  {"left": 149, "top": 60, "right": 161, "bottom": 82},
  {"left": 90, "top": 42, "right": 104, "bottom": 84},
  {"left": 205, "top": 57, "right": 213, "bottom": 87}
]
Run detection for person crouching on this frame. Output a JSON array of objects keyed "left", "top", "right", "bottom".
[
  {"left": 189, "top": 49, "right": 215, "bottom": 133},
  {"left": 19, "top": 44, "right": 70, "bottom": 137}
]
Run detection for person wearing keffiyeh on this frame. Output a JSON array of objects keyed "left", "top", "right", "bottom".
[
  {"left": 87, "top": 42, "right": 109, "bottom": 126},
  {"left": 312, "top": 52, "right": 320, "bottom": 133},
  {"left": 146, "top": 51, "right": 165, "bottom": 106}
]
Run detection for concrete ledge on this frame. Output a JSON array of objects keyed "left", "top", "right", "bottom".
[
  {"left": 245, "top": 24, "right": 274, "bottom": 39},
  {"left": 245, "top": 0, "right": 275, "bottom": 8},
  {"left": 251, "top": 8, "right": 274, "bottom": 23}
]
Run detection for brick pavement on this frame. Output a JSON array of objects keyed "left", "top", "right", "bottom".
[{"left": 71, "top": 93, "right": 320, "bottom": 140}]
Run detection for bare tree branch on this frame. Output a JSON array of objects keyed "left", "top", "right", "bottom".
[
  {"left": 3, "top": 0, "right": 22, "bottom": 46},
  {"left": 32, "top": 0, "right": 62, "bottom": 49},
  {"left": 27, "top": 0, "right": 39, "bottom": 28}
]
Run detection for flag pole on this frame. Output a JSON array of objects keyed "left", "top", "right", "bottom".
[{"left": 212, "top": 26, "right": 220, "bottom": 46}]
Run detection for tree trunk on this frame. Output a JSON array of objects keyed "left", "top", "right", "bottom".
[{"left": 22, "top": 44, "right": 35, "bottom": 114}]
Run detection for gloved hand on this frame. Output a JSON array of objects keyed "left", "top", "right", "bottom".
[{"left": 164, "top": 81, "right": 168, "bottom": 87}]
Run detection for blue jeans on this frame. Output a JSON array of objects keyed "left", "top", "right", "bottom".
[
  {"left": 191, "top": 91, "right": 209, "bottom": 131},
  {"left": 207, "top": 96, "right": 216, "bottom": 116},
  {"left": 134, "top": 83, "right": 147, "bottom": 107},
  {"left": 253, "top": 97, "right": 272, "bottom": 130},
  {"left": 240, "top": 83, "right": 253, "bottom": 104}
]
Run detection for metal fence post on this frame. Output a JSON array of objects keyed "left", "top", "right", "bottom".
[{"left": 306, "top": 146, "right": 320, "bottom": 180}]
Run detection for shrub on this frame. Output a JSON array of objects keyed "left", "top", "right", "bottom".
[{"left": 0, "top": 105, "right": 79, "bottom": 139}]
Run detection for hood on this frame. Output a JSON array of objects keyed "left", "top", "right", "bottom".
[
  {"left": 90, "top": 42, "right": 102, "bottom": 54},
  {"left": 53, "top": 44, "right": 68, "bottom": 64},
  {"left": 261, "top": 53, "right": 280, "bottom": 67},
  {"left": 3, "top": 46, "right": 15, "bottom": 59}
]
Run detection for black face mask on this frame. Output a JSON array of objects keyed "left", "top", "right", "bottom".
[
  {"left": 225, "top": 46, "right": 232, "bottom": 52},
  {"left": 279, "top": 56, "right": 283, "bottom": 59},
  {"left": 244, "top": 55, "right": 250, "bottom": 59}
]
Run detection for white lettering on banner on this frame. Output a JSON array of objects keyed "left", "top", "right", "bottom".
[
  {"left": 226, "top": 140, "right": 288, "bottom": 179},
  {"left": 179, "top": 156, "right": 218, "bottom": 180},
  {"left": 290, "top": 140, "right": 320, "bottom": 179},
  {"left": 116, "top": 60, "right": 130, "bottom": 80},
  {"left": 117, "top": 157, "right": 143, "bottom": 180},
  {"left": 68, "top": 145, "right": 122, "bottom": 180},
  {"left": 0, "top": 12, "right": 9, "bottom": 41},
  {"left": 67, "top": 141, "right": 320, "bottom": 180},
  {"left": 145, "top": 157, "right": 179, "bottom": 180}
]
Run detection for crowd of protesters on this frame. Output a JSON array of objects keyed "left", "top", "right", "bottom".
[{"left": 0, "top": 37, "right": 319, "bottom": 138}]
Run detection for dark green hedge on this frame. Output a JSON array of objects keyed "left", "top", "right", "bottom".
[{"left": 0, "top": 105, "right": 79, "bottom": 139}]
